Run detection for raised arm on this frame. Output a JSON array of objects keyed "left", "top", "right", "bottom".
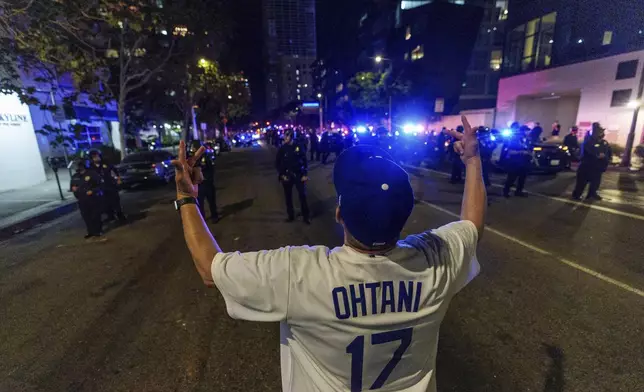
[
  {"left": 447, "top": 116, "right": 487, "bottom": 239},
  {"left": 172, "top": 140, "right": 221, "bottom": 286}
]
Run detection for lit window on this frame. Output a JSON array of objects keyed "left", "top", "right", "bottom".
[
  {"left": 411, "top": 45, "right": 424, "bottom": 61},
  {"left": 404, "top": 52, "right": 409, "bottom": 61},
  {"left": 603, "top": 31, "right": 613, "bottom": 45},
  {"left": 490, "top": 50, "right": 502, "bottom": 70},
  {"left": 297, "top": 89, "right": 300, "bottom": 93},
  {"left": 106, "top": 49, "right": 119, "bottom": 58},
  {"left": 405, "top": 26, "right": 411, "bottom": 40},
  {"left": 500, "top": 8, "right": 508, "bottom": 21},
  {"left": 304, "top": 84, "right": 308, "bottom": 87},
  {"left": 296, "top": 69, "right": 300, "bottom": 75},
  {"left": 297, "top": 95, "right": 301, "bottom": 100}
]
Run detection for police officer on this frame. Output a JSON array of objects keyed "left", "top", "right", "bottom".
[
  {"left": 89, "top": 150, "right": 126, "bottom": 222},
  {"left": 70, "top": 160, "right": 103, "bottom": 238},
  {"left": 477, "top": 126, "right": 494, "bottom": 187},
  {"left": 530, "top": 122, "right": 543, "bottom": 143},
  {"left": 449, "top": 126, "right": 465, "bottom": 183},
  {"left": 564, "top": 126, "right": 581, "bottom": 161},
  {"left": 276, "top": 129, "right": 310, "bottom": 223},
  {"left": 572, "top": 122, "right": 611, "bottom": 201},
  {"left": 191, "top": 141, "right": 219, "bottom": 222},
  {"left": 502, "top": 125, "right": 532, "bottom": 197},
  {"left": 320, "top": 130, "right": 331, "bottom": 164},
  {"left": 308, "top": 129, "right": 320, "bottom": 161}
]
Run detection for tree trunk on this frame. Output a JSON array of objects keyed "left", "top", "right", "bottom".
[{"left": 118, "top": 103, "right": 127, "bottom": 160}]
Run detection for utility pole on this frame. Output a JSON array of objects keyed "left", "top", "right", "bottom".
[
  {"left": 318, "top": 93, "right": 324, "bottom": 133},
  {"left": 621, "top": 62, "right": 644, "bottom": 167},
  {"left": 191, "top": 105, "right": 199, "bottom": 140}
]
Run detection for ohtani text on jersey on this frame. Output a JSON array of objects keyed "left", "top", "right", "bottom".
[{"left": 332, "top": 281, "right": 423, "bottom": 320}]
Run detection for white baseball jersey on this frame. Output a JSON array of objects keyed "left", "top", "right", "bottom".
[{"left": 211, "top": 220, "right": 479, "bottom": 392}]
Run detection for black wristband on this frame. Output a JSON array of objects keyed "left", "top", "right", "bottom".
[{"left": 174, "top": 197, "right": 198, "bottom": 211}]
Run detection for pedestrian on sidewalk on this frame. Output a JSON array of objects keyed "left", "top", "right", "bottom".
[
  {"left": 276, "top": 129, "right": 310, "bottom": 224},
  {"left": 172, "top": 114, "right": 485, "bottom": 392},
  {"left": 572, "top": 122, "right": 611, "bottom": 201},
  {"left": 70, "top": 160, "right": 103, "bottom": 238},
  {"left": 89, "top": 150, "right": 126, "bottom": 223}
]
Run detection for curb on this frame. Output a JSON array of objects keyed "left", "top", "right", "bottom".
[{"left": 0, "top": 201, "right": 78, "bottom": 241}]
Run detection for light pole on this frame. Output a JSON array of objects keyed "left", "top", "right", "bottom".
[
  {"left": 622, "top": 62, "right": 644, "bottom": 166},
  {"left": 317, "top": 93, "right": 324, "bottom": 133},
  {"left": 374, "top": 55, "right": 392, "bottom": 134}
]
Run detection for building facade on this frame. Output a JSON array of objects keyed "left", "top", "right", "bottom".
[
  {"left": 457, "top": 0, "right": 508, "bottom": 111},
  {"left": 496, "top": 0, "right": 644, "bottom": 145},
  {"left": 262, "top": 0, "right": 317, "bottom": 112}
]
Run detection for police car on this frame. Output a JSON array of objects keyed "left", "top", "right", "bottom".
[{"left": 489, "top": 130, "right": 568, "bottom": 173}]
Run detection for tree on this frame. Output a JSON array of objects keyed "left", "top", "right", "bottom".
[
  {"left": 1, "top": 0, "right": 179, "bottom": 158},
  {"left": 347, "top": 70, "right": 409, "bottom": 123}
]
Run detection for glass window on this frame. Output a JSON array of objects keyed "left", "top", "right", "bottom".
[
  {"left": 616, "top": 60, "right": 638, "bottom": 80},
  {"left": 411, "top": 45, "right": 424, "bottom": 61},
  {"left": 490, "top": 50, "right": 502, "bottom": 70},
  {"left": 603, "top": 31, "right": 613, "bottom": 45},
  {"left": 610, "top": 89, "right": 632, "bottom": 107}
]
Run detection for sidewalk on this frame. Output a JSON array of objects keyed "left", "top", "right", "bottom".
[{"left": 0, "top": 170, "right": 77, "bottom": 240}]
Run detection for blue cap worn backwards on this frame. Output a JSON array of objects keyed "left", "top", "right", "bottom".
[{"left": 333, "top": 145, "right": 414, "bottom": 247}]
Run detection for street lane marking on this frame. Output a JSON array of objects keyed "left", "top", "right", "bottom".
[
  {"left": 417, "top": 200, "right": 644, "bottom": 298},
  {"left": 403, "top": 164, "right": 644, "bottom": 222}
]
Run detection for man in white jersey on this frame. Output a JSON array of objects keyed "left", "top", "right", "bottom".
[{"left": 172, "top": 115, "right": 486, "bottom": 392}]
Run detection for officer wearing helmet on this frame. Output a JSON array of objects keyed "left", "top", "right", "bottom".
[
  {"left": 190, "top": 140, "right": 219, "bottom": 222},
  {"left": 276, "top": 129, "right": 310, "bottom": 223},
  {"left": 477, "top": 126, "right": 494, "bottom": 187},
  {"left": 449, "top": 125, "right": 465, "bottom": 183},
  {"left": 89, "top": 149, "right": 126, "bottom": 222},
  {"left": 70, "top": 160, "right": 103, "bottom": 238}
]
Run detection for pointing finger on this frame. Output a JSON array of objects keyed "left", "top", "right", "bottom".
[
  {"left": 178, "top": 140, "right": 186, "bottom": 163},
  {"left": 461, "top": 115, "right": 474, "bottom": 136}
]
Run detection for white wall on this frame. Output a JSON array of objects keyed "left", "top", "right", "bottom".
[
  {"left": 429, "top": 108, "right": 495, "bottom": 130},
  {"left": 496, "top": 50, "right": 644, "bottom": 145},
  {"left": 515, "top": 95, "right": 581, "bottom": 134},
  {"left": 0, "top": 93, "right": 47, "bottom": 192},
  {"left": 110, "top": 121, "right": 122, "bottom": 152}
]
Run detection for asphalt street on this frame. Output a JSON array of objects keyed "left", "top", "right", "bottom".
[{"left": 1, "top": 143, "right": 643, "bottom": 392}]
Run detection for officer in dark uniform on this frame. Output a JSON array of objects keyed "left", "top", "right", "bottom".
[
  {"left": 563, "top": 126, "right": 581, "bottom": 162},
  {"left": 502, "top": 125, "right": 532, "bottom": 197},
  {"left": 308, "top": 129, "right": 320, "bottom": 161},
  {"left": 191, "top": 141, "right": 219, "bottom": 222},
  {"left": 70, "top": 160, "right": 103, "bottom": 238},
  {"left": 477, "top": 126, "right": 495, "bottom": 187},
  {"left": 320, "top": 130, "right": 331, "bottom": 164},
  {"left": 89, "top": 150, "right": 126, "bottom": 222},
  {"left": 449, "top": 126, "right": 465, "bottom": 183},
  {"left": 572, "top": 122, "right": 611, "bottom": 201},
  {"left": 276, "top": 129, "right": 310, "bottom": 223}
]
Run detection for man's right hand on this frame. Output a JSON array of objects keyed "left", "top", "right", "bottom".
[{"left": 447, "top": 116, "right": 479, "bottom": 163}]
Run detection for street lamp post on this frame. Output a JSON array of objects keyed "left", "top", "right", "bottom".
[
  {"left": 374, "top": 55, "right": 392, "bottom": 134},
  {"left": 622, "top": 62, "right": 644, "bottom": 167},
  {"left": 317, "top": 93, "right": 323, "bottom": 133}
]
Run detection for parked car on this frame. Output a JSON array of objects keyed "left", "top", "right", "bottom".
[{"left": 117, "top": 150, "right": 175, "bottom": 188}]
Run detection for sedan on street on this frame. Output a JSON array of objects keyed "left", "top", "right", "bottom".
[{"left": 117, "top": 150, "right": 175, "bottom": 188}]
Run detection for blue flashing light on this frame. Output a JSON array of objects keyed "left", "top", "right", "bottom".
[
  {"left": 403, "top": 124, "right": 414, "bottom": 134},
  {"left": 501, "top": 129, "right": 512, "bottom": 137},
  {"left": 394, "top": 131, "right": 400, "bottom": 136},
  {"left": 241, "top": 135, "right": 246, "bottom": 140},
  {"left": 356, "top": 125, "right": 367, "bottom": 133},
  {"left": 302, "top": 102, "right": 319, "bottom": 108},
  {"left": 490, "top": 135, "right": 497, "bottom": 141}
]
